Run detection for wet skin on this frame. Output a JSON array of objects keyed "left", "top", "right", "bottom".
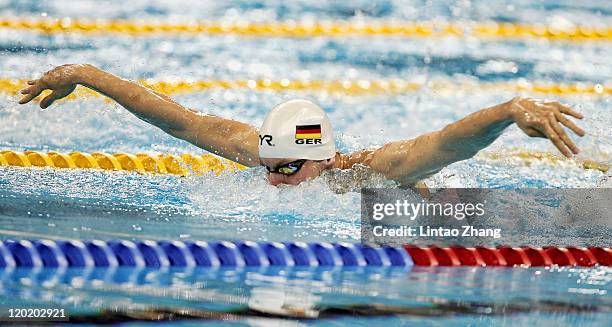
[{"left": 19, "top": 64, "right": 586, "bottom": 186}]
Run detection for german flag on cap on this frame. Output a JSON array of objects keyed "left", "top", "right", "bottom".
[{"left": 295, "top": 124, "right": 321, "bottom": 139}]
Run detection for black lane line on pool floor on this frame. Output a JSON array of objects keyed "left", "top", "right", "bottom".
[{"left": 4, "top": 298, "right": 607, "bottom": 324}]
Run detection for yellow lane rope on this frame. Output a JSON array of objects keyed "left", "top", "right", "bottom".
[
  {"left": 1, "top": 79, "right": 609, "bottom": 99},
  {"left": 0, "top": 150, "right": 607, "bottom": 175},
  {"left": 0, "top": 150, "right": 246, "bottom": 176},
  {"left": 478, "top": 151, "right": 609, "bottom": 173},
  {"left": 1, "top": 18, "right": 611, "bottom": 41}
]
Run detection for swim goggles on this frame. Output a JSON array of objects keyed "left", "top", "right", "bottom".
[{"left": 266, "top": 159, "right": 307, "bottom": 176}]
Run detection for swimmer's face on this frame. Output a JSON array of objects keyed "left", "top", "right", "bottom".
[{"left": 260, "top": 157, "right": 335, "bottom": 186}]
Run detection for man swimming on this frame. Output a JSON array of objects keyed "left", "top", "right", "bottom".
[{"left": 19, "top": 64, "right": 585, "bottom": 187}]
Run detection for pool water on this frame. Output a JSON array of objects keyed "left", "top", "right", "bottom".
[
  {"left": 0, "top": 0, "right": 611, "bottom": 325},
  {"left": 1, "top": 265, "right": 610, "bottom": 325}
]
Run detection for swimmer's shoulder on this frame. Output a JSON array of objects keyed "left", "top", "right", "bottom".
[
  {"left": 336, "top": 150, "right": 430, "bottom": 197},
  {"left": 336, "top": 150, "right": 376, "bottom": 170}
]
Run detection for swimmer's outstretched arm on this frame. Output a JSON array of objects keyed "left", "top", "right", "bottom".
[
  {"left": 18, "top": 64, "right": 260, "bottom": 166},
  {"left": 365, "top": 97, "right": 585, "bottom": 185}
]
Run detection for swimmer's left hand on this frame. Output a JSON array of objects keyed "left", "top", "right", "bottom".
[
  {"left": 507, "top": 97, "right": 585, "bottom": 158},
  {"left": 18, "top": 64, "right": 82, "bottom": 109}
]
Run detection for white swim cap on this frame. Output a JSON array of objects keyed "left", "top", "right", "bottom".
[{"left": 259, "top": 99, "right": 336, "bottom": 160}]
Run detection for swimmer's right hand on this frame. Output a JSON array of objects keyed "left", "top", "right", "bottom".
[{"left": 18, "top": 64, "right": 89, "bottom": 109}]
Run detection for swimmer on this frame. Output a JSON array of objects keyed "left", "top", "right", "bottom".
[{"left": 19, "top": 64, "right": 585, "bottom": 187}]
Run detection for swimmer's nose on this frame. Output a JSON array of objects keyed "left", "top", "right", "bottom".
[
  {"left": 267, "top": 172, "right": 284, "bottom": 186},
  {"left": 267, "top": 172, "right": 302, "bottom": 186}
]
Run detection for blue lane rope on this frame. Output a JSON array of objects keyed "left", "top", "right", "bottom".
[
  {"left": 0, "top": 240, "right": 413, "bottom": 268},
  {"left": 1, "top": 240, "right": 610, "bottom": 267}
]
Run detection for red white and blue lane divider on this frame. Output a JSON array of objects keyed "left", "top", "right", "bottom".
[{"left": 0, "top": 240, "right": 610, "bottom": 268}]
